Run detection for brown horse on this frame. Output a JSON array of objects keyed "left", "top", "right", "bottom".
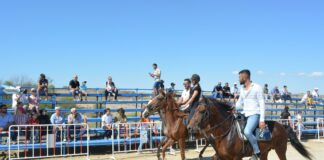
[
  {"left": 143, "top": 90, "right": 212, "bottom": 160},
  {"left": 187, "top": 96, "right": 312, "bottom": 160}
]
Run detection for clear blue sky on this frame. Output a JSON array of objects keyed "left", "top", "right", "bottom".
[{"left": 0, "top": 1, "right": 323, "bottom": 93}]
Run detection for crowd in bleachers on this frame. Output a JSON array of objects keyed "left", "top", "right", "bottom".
[{"left": 0, "top": 64, "right": 323, "bottom": 149}]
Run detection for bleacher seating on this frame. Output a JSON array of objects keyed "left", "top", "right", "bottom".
[{"left": 0, "top": 88, "right": 323, "bottom": 151}]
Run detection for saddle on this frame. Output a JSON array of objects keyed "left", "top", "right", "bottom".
[{"left": 235, "top": 113, "right": 274, "bottom": 141}]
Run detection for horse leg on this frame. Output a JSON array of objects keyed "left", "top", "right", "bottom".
[
  {"left": 274, "top": 144, "right": 287, "bottom": 160},
  {"left": 199, "top": 141, "right": 209, "bottom": 159},
  {"left": 178, "top": 138, "right": 186, "bottom": 160},
  {"left": 260, "top": 150, "right": 270, "bottom": 160},
  {"left": 157, "top": 137, "right": 169, "bottom": 160},
  {"left": 161, "top": 139, "right": 174, "bottom": 160}
]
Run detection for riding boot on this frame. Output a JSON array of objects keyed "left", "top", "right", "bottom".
[{"left": 250, "top": 153, "right": 260, "bottom": 160}]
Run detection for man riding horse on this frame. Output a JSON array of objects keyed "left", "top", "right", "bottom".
[{"left": 235, "top": 69, "right": 265, "bottom": 160}]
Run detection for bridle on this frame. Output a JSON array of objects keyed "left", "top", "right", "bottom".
[{"left": 198, "top": 104, "right": 235, "bottom": 139}]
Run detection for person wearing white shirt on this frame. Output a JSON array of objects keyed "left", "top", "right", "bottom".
[
  {"left": 149, "top": 63, "right": 161, "bottom": 96},
  {"left": 102, "top": 108, "right": 114, "bottom": 139},
  {"left": 312, "top": 88, "right": 319, "bottom": 99},
  {"left": 235, "top": 70, "right": 265, "bottom": 160},
  {"left": 177, "top": 79, "right": 191, "bottom": 111}
]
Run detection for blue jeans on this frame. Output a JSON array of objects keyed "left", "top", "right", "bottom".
[{"left": 244, "top": 114, "right": 260, "bottom": 154}]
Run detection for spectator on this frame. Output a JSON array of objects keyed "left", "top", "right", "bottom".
[
  {"left": 50, "top": 107, "right": 65, "bottom": 141},
  {"left": 263, "top": 84, "right": 270, "bottom": 101},
  {"left": 271, "top": 86, "right": 281, "bottom": 102},
  {"left": 80, "top": 81, "right": 88, "bottom": 101},
  {"left": 27, "top": 112, "right": 40, "bottom": 143},
  {"left": 105, "top": 76, "right": 119, "bottom": 101},
  {"left": 167, "top": 82, "right": 176, "bottom": 93},
  {"left": 12, "top": 87, "right": 28, "bottom": 111},
  {"left": 137, "top": 114, "right": 151, "bottom": 153},
  {"left": 312, "top": 88, "right": 320, "bottom": 99},
  {"left": 38, "top": 109, "right": 51, "bottom": 136},
  {"left": 223, "top": 82, "right": 232, "bottom": 99},
  {"left": 37, "top": 73, "right": 49, "bottom": 100},
  {"left": 69, "top": 75, "right": 81, "bottom": 101},
  {"left": 149, "top": 63, "right": 161, "bottom": 97},
  {"left": 295, "top": 111, "right": 304, "bottom": 140},
  {"left": 102, "top": 108, "right": 114, "bottom": 140},
  {"left": 28, "top": 88, "right": 41, "bottom": 114},
  {"left": 115, "top": 108, "right": 127, "bottom": 123},
  {"left": 160, "top": 80, "right": 165, "bottom": 90},
  {"left": 115, "top": 108, "right": 128, "bottom": 138},
  {"left": 233, "top": 83, "right": 240, "bottom": 100},
  {"left": 281, "top": 85, "right": 292, "bottom": 103},
  {"left": 301, "top": 91, "right": 314, "bottom": 108},
  {"left": 212, "top": 82, "right": 223, "bottom": 99},
  {"left": 0, "top": 104, "right": 14, "bottom": 144},
  {"left": 178, "top": 79, "right": 191, "bottom": 111},
  {"left": 280, "top": 106, "right": 291, "bottom": 126},
  {"left": 12, "top": 103, "right": 28, "bottom": 143},
  {"left": 67, "top": 108, "right": 86, "bottom": 140}
]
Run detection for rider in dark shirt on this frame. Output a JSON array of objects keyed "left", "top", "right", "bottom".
[{"left": 184, "top": 74, "right": 201, "bottom": 121}]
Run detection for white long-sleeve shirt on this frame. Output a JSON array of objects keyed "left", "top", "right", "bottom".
[{"left": 236, "top": 83, "right": 265, "bottom": 122}]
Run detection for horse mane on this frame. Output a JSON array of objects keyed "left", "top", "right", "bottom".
[{"left": 200, "top": 96, "right": 234, "bottom": 113}]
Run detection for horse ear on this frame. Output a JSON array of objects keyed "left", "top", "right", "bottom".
[
  {"left": 199, "top": 96, "right": 209, "bottom": 106},
  {"left": 158, "top": 88, "right": 165, "bottom": 97}
]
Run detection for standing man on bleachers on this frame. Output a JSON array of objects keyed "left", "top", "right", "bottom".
[
  {"left": 69, "top": 75, "right": 82, "bottom": 101},
  {"left": 0, "top": 104, "right": 14, "bottom": 143},
  {"left": 149, "top": 63, "right": 161, "bottom": 97}
]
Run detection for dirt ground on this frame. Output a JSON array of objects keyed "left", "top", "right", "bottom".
[{"left": 44, "top": 140, "right": 324, "bottom": 160}]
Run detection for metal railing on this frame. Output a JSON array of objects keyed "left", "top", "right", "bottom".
[{"left": 8, "top": 123, "right": 90, "bottom": 160}]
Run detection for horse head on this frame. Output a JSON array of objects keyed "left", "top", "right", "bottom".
[{"left": 143, "top": 89, "right": 166, "bottom": 118}]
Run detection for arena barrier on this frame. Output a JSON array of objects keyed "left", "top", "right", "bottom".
[
  {"left": 317, "top": 118, "right": 324, "bottom": 142},
  {"left": 110, "top": 122, "right": 162, "bottom": 160},
  {"left": 8, "top": 124, "right": 90, "bottom": 160},
  {"left": 195, "top": 138, "right": 207, "bottom": 152}
]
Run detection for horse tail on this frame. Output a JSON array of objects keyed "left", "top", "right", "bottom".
[{"left": 286, "top": 126, "right": 312, "bottom": 160}]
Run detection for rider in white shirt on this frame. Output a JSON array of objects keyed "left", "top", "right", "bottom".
[
  {"left": 235, "top": 70, "right": 265, "bottom": 160},
  {"left": 177, "top": 79, "right": 191, "bottom": 111}
]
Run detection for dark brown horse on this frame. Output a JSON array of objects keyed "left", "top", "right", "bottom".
[
  {"left": 187, "top": 96, "right": 312, "bottom": 160},
  {"left": 143, "top": 90, "right": 212, "bottom": 160}
]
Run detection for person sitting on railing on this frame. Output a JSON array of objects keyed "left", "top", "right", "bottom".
[
  {"left": 167, "top": 82, "right": 176, "bottom": 93},
  {"left": 27, "top": 112, "right": 40, "bottom": 143},
  {"left": 12, "top": 87, "right": 28, "bottom": 112},
  {"left": 115, "top": 108, "right": 128, "bottom": 138},
  {"left": 212, "top": 82, "right": 223, "bottom": 99},
  {"left": 178, "top": 79, "right": 191, "bottom": 111},
  {"left": 105, "top": 76, "right": 119, "bottom": 101},
  {"left": 233, "top": 83, "right": 240, "bottom": 100},
  {"left": 280, "top": 106, "right": 291, "bottom": 127},
  {"left": 38, "top": 109, "right": 51, "bottom": 137},
  {"left": 37, "top": 73, "right": 49, "bottom": 101},
  {"left": 281, "top": 85, "right": 292, "bottom": 103},
  {"left": 80, "top": 81, "right": 88, "bottom": 101},
  {"left": 67, "top": 108, "right": 86, "bottom": 141},
  {"left": 271, "top": 86, "right": 281, "bottom": 103},
  {"left": 312, "top": 88, "right": 321, "bottom": 104},
  {"left": 0, "top": 105, "right": 14, "bottom": 143},
  {"left": 263, "top": 84, "right": 270, "bottom": 101},
  {"left": 50, "top": 107, "right": 65, "bottom": 141},
  {"left": 301, "top": 91, "right": 315, "bottom": 108},
  {"left": 223, "top": 82, "right": 233, "bottom": 99},
  {"left": 101, "top": 108, "right": 114, "bottom": 140},
  {"left": 28, "top": 88, "right": 41, "bottom": 114},
  {"left": 69, "top": 75, "right": 82, "bottom": 101},
  {"left": 12, "top": 102, "right": 29, "bottom": 144}
]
